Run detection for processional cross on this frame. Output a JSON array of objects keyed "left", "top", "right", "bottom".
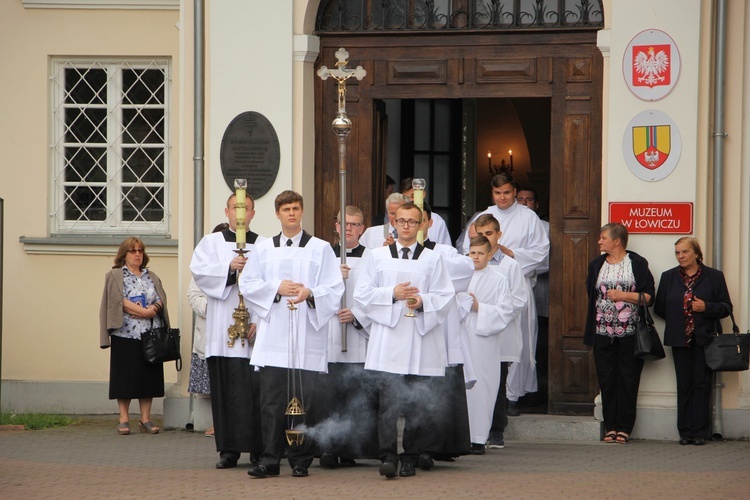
[{"left": 317, "top": 48, "right": 366, "bottom": 353}]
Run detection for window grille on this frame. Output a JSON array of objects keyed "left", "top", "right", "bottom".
[
  {"left": 50, "top": 59, "right": 170, "bottom": 235},
  {"left": 316, "top": 0, "right": 603, "bottom": 33}
]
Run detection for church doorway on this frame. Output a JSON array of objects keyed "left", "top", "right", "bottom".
[{"left": 314, "top": 1, "right": 605, "bottom": 415}]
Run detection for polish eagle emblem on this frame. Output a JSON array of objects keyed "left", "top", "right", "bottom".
[{"left": 632, "top": 44, "right": 671, "bottom": 88}]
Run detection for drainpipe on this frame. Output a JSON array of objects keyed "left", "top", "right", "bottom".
[
  {"left": 188, "top": 0, "right": 206, "bottom": 429},
  {"left": 710, "top": 0, "right": 727, "bottom": 440},
  {"left": 0, "top": 198, "right": 3, "bottom": 411}
]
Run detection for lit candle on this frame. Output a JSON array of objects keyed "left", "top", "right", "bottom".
[
  {"left": 234, "top": 179, "right": 247, "bottom": 246},
  {"left": 508, "top": 149, "right": 513, "bottom": 170},
  {"left": 411, "top": 178, "right": 426, "bottom": 244},
  {"left": 487, "top": 151, "right": 492, "bottom": 171}
]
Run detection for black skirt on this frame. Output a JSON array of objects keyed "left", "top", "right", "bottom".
[{"left": 109, "top": 335, "right": 165, "bottom": 399}]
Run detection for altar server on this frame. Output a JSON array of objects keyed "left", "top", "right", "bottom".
[
  {"left": 189, "top": 193, "right": 264, "bottom": 469},
  {"left": 241, "top": 190, "right": 344, "bottom": 479}
]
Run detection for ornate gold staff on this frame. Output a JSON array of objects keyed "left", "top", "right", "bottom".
[
  {"left": 227, "top": 179, "right": 251, "bottom": 348},
  {"left": 317, "top": 48, "right": 366, "bottom": 353},
  {"left": 285, "top": 298, "right": 305, "bottom": 446}
]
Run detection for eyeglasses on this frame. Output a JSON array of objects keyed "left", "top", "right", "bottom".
[
  {"left": 342, "top": 222, "right": 362, "bottom": 228},
  {"left": 395, "top": 219, "right": 420, "bottom": 228},
  {"left": 127, "top": 249, "right": 144, "bottom": 254}
]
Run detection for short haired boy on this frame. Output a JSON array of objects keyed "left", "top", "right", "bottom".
[{"left": 458, "top": 236, "right": 516, "bottom": 454}]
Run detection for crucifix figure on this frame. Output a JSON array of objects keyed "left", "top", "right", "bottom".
[{"left": 317, "top": 47, "right": 367, "bottom": 114}]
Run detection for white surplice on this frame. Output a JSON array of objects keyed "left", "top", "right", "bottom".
[
  {"left": 427, "top": 242, "right": 476, "bottom": 383},
  {"left": 463, "top": 202, "right": 549, "bottom": 401},
  {"left": 239, "top": 234, "right": 344, "bottom": 373},
  {"left": 359, "top": 223, "right": 396, "bottom": 250},
  {"left": 354, "top": 245, "right": 454, "bottom": 376},
  {"left": 461, "top": 202, "right": 549, "bottom": 278},
  {"left": 458, "top": 266, "right": 515, "bottom": 445},
  {"left": 327, "top": 246, "right": 371, "bottom": 363},
  {"left": 189, "top": 231, "right": 265, "bottom": 359}
]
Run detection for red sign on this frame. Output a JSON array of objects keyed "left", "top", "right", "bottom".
[
  {"left": 632, "top": 44, "right": 671, "bottom": 88},
  {"left": 609, "top": 202, "right": 693, "bottom": 234}
]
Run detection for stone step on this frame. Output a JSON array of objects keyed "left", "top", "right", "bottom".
[{"left": 504, "top": 414, "right": 603, "bottom": 442}]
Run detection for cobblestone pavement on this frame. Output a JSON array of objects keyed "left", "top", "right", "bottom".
[{"left": 1, "top": 415, "right": 748, "bottom": 499}]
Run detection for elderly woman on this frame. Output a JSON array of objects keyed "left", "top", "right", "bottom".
[
  {"left": 654, "top": 237, "right": 731, "bottom": 445},
  {"left": 100, "top": 237, "right": 168, "bottom": 435},
  {"left": 584, "top": 223, "right": 655, "bottom": 444}
]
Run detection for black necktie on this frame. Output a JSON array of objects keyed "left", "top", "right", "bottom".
[
  {"left": 401, "top": 247, "right": 410, "bottom": 260},
  {"left": 286, "top": 239, "right": 293, "bottom": 247}
]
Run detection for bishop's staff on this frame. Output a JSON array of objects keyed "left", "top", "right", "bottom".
[{"left": 317, "top": 47, "right": 367, "bottom": 353}]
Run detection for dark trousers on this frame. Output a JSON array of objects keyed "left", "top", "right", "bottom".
[
  {"left": 375, "top": 371, "right": 404, "bottom": 464},
  {"left": 315, "top": 363, "right": 379, "bottom": 459},
  {"left": 401, "top": 374, "right": 449, "bottom": 461},
  {"left": 672, "top": 345, "right": 712, "bottom": 439},
  {"left": 206, "top": 356, "right": 262, "bottom": 460},
  {"left": 257, "top": 366, "right": 316, "bottom": 469},
  {"left": 594, "top": 334, "right": 644, "bottom": 434},
  {"left": 489, "top": 362, "right": 509, "bottom": 434}
]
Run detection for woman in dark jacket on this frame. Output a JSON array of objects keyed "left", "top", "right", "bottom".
[
  {"left": 584, "top": 223, "right": 655, "bottom": 444},
  {"left": 654, "top": 237, "right": 731, "bottom": 445}
]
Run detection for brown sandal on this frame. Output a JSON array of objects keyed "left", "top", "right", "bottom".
[
  {"left": 615, "top": 432, "right": 630, "bottom": 444},
  {"left": 603, "top": 431, "right": 617, "bottom": 443}
]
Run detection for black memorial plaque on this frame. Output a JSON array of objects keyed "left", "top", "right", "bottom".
[{"left": 220, "top": 111, "right": 280, "bottom": 199}]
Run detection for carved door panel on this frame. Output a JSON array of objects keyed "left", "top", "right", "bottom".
[{"left": 548, "top": 52, "right": 603, "bottom": 415}]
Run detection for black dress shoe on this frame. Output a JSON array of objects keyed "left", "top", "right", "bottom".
[
  {"left": 247, "top": 464, "right": 280, "bottom": 478},
  {"left": 693, "top": 438, "right": 706, "bottom": 446},
  {"left": 471, "top": 443, "right": 486, "bottom": 455},
  {"left": 399, "top": 459, "right": 416, "bottom": 477},
  {"left": 417, "top": 453, "right": 434, "bottom": 471},
  {"left": 679, "top": 438, "right": 694, "bottom": 445},
  {"left": 291, "top": 465, "right": 309, "bottom": 477},
  {"left": 507, "top": 401, "right": 521, "bottom": 417},
  {"left": 379, "top": 460, "right": 398, "bottom": 478},
  {"left": 215, "top": 457, "right": 238, "bottom": 469},
  {"left": 319, "top": 453, "right": 338, "bottom": 469}
]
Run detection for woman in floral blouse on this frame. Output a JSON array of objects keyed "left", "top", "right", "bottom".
[
  {"left": 99, "top": 237, "right": 169, "bottom": 435},
  {"left": 584, "top": 223, "right": 655, "bottom": 444}
]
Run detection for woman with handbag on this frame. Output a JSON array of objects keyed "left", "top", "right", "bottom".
[
  {"left": 654, "top": 237, "right": 732, "bottom": 445},
  {"left": 584, "top": 223, "right": 655, "bottom": 444},
  {"left": 99, "top": 237, "right": 168, "bottom": 435}
]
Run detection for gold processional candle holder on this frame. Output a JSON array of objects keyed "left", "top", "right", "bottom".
[
  {"left": 405, "top": 297, "right": 418, "bottom": 318},
  {"left": 228, "top": 179, "right": 252, "bottom": 348}
]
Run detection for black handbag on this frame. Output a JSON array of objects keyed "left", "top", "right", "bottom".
[
  {"left": 142, "top": 309, "right": 182, "bottom": 371},
  {"left": 634, "top": 292, "right": 666, "bottom": 361},
  {"left": 704, "top": 308, "right": 749, "bottom": 372}
]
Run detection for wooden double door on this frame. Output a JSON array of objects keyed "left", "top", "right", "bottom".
[{"left": 314, "top": 32, "right": 603, "bottom": 415}]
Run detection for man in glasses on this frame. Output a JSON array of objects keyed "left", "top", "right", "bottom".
[{"left": 354, "top": 202, "right": 454, "bottom": 479}]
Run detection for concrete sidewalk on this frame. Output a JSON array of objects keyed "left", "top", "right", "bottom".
[{"left": 1, "top": 415, "right": 748, "bottom": 499}]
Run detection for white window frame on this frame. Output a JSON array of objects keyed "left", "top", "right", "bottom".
[{"left": 50, "top": 57, "right": 171, "bottom": 236}]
